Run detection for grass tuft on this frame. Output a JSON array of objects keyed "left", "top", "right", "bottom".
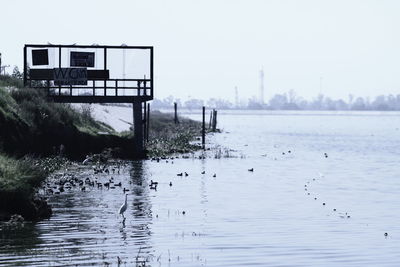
[
  {"left": 146, "top": 111, "right": 202, "bottom": 157},
  {"left": 0, "top": 154, "right": 45, "bottom": 198}
]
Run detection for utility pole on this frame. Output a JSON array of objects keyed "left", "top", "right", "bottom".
[{"left": 0, "top": 53, "right": 10, "bottom": 75}]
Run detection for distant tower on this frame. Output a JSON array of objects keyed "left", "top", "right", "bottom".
[
  {"left": 235, "top": 86, "right": 239, "bottom": 108},
  {"left": 259, "top": 68, "right": 264, "bottom": 105}
]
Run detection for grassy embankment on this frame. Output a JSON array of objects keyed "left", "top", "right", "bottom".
[
  {"left": 0, "top": 75, "right": 202, "bottom": 220},
  {"left": 0, "top": 79, "right": 127, "bottom": 159}
]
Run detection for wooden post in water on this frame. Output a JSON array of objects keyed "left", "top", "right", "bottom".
[
  {"left": 174, "top": 102, "right": 179, "bottom": 124},
  {"left": 146, "top": 103, "right": 150, "bottom": 142},
  {"left": 202, "top": 106, "right": 205, "bottom": 149},
  {"left": 212, "top": 109, "right": 218, "bottom": 131},
  {"left": 215, "top": 110, "right": 218, "bottom": 128},
  {"left": 133, "top": 100, "right": 144, "bottom": 157},
  {"left": 209, "top": 110, "right": 213, "bottom": 129},
  {"left": 143, "top": 101, "right": 147, "bottom": 144}
]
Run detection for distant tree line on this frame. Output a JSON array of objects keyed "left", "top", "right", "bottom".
[
  {"left": 4, "top": 67, "right": 399, "bottom": 111},
  {"left": 153, "top": 90, "right": 400, "bottom": 111}
]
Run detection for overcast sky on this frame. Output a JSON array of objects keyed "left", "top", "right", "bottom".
[{"left": 2, "top": 0, "right": 400, "bottom": 102}]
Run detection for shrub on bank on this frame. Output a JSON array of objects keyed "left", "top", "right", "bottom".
[
  {"left": 0, "top": 154, "right": 44, "bottom": 196},
  {"left": 0, "top": 74, "right": 23, "bottom": 89},
  {"left": 0, "top": 154, "right": 50, "bottom": 220}
]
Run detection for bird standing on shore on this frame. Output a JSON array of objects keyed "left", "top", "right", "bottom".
[{"left": 119, "top": 194, "right": 128, "bottom": 218}]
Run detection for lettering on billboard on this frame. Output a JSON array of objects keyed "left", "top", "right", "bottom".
[{"left": 54, "top": 68, "right": 87, "bottom": 85}]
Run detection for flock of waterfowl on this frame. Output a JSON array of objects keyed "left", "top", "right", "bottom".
[
  {"left": 43, "top": 161, "right": 128, "bottom": 196},
  {"left": 42, "top": 150, "right": 389, "bottom": 238},
  {"left": 278, "top": 150, "right": 353, "bottom": 219},
  {"left": 281, "top": 149, "right": 389, "bottom": 237},
  {"left": 302, "top": 169, "right": 352, "bottom": 219}
]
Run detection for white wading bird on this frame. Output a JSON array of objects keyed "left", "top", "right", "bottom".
[{"left": 119, "top": 194, "right": 128, "bottom": 218}]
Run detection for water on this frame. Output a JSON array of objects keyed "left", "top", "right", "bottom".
[{"left": 1, "top": 110, "right": 400, "bottom": 266}]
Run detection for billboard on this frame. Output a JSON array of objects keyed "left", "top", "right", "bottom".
[{"left": 24, "top": 44, "right": 154, "bottom": 103}]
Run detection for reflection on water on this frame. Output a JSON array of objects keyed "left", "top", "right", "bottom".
[
  {"left": 0, "top": 161, "right": 153, "bottom": 266},
  {"left": 1, "top": 111, "right": 400, "bottom": 266}
]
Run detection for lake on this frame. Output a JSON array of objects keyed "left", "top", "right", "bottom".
[{"left": 1, "top": 110, "right": 400, "bottom": 266}]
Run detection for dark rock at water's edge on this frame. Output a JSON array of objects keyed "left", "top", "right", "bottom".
[
  {"left": 0, "top": 194, "right": 52, "bottom": 221},
  {"left": 33, "top": 197, "right": 52, "bottom": 220},
  {"left": 3, "top": 214, "right": 25, "bottom": 227}
]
